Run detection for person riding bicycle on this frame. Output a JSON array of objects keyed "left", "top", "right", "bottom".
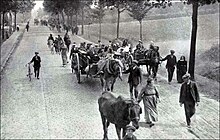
[{"left": 28, "top": 52, "right": 41, "bottom": 79}]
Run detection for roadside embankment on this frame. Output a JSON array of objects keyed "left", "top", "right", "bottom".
[{"left": 1, "top": 25, "right": 25, "bottom": 73}]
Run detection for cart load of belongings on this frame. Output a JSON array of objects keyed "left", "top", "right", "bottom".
[{"left": 76, "top": 49, "right": 99, "bottom": 75}]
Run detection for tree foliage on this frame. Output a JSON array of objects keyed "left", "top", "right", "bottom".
[
  {"left": 127, "top": 1, "right": 154, "bottom": 22},
  {"left": 91, "top": 2, "right": 105, "bottom": 22},
  {"left": 1, "top": 0, "right": 35, "bottom": 13}
]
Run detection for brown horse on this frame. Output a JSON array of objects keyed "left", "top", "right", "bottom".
[
  {"left": 98, "top": 91, "right": 142, "bottom": 140},
  {"left": 100, "top": 59, "right": 122, "bottom": 91}
]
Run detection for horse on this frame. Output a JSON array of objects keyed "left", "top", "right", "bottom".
[
  {"left": 98, "top": 91, "right": 142, "bottom": 140},
  {"left": 100, "top": 59, "right": 122, "bottom": 92}
]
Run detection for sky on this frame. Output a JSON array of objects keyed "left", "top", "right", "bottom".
[{"left": 33, "top": 1, "right": 44, "bottom": 10}]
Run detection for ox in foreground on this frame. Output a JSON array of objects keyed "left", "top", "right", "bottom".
[{"left": 98, "top": 91, "right": 142, "bottom": 140}]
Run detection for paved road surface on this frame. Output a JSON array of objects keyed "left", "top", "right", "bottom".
[{"left": 1, "top": 25, "right": 219, "bottom": 139}]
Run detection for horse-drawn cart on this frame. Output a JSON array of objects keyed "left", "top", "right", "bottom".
[
  {"left": 72, "top": 49, "right": 100, "bottom": 83},
  {"left": 133, "top": 47, "right": 161, "bottom": 78}
]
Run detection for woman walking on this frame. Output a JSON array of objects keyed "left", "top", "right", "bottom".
[
  {"left": 138, "top": 77, "right": 160, "bottom": 127},
  {"left": 177, "top": 56, "right": 187, "bottom": 83},
  {"left": 60, "top": 42, "right": 68, "bottom": 67}
]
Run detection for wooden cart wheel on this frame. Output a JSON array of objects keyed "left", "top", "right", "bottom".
[{"left": 75, "top": 53, "right": 81, "bottom": 83}]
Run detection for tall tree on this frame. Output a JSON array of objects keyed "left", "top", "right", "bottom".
[
  {"left": 0, "top": 0, "right": 35, "bottom": 41},
  {"left": 99, "top": 0, "right": 130, "bottom": 39},
  {"left": 91, "top": 1, "right": 106, "bottom": 40},
  {"left": 1, "top": 0, "right": 14, "bottom": 41},
  {"left": 43, "top": 0, "right": 64, "bottom": 24},
  {"left": 63, "top": 0, "right": 80, "bottom": 34},
  {"left": 182, "top": 0, "right": 219, "bottom": 80},
  {"left": 78, "top": 0, "right": 93, "bottom": 35},
  {"left": 127, "top": 1, "right": 154, "bottom": 40}
]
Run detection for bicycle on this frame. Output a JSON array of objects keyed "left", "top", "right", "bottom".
[{"left": 26, "top": 63, "right": 33, "bottom": 81}]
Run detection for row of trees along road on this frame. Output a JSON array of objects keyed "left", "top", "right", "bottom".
[
  {"left": 0, "top": 0, "right": 35, "bottom": 43},
  {"left": 42, "top": 0, "right": 218, "bottom": 80},
  {"left": 43, "top": 0, "right": 93, "bottom": 35},
  {"left": 92, "top": 0, "right": 219, "bottom": 80}
]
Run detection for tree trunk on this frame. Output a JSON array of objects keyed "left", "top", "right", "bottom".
[
  {"left": 139, "top": 20, "right": 142, "bottom": 40},
  {"left": 76, "top": 13, "right": 78, "bottom": 26},
  {"left": 188, "top": 2, "right": 198, "bottom": 80},
  {"left": 9, "top": 11, "right": 12, "bottom": 34},
  {"left": 71, "top": 15, "right": 74, "bottom": 35},
  {"left": 71, "top": 15, "right": 73, "bottom": 27},
  {"left": 57, "top": 13, "right": 60, "bottom": 24},
  {"left": 116, "top": 7, "right": 120, "bottom": 39},
  {"left": 0, "top": 12, "right": 2, "bottom": 44},
  {"left": 61, "top": 10, "right": 65, "bottom": 25},
  {"left": 81, "top": 8, "right": 84, "bottom": 35},
  {"left": 99, "top": 19, "right": 101, "bottom": 41},
  {"left": 14, "top": 11, "right": 17, "bottom": 31},
  {"left": 2, "top": 11, "right": 5, "bottom": 40},
  {"left": 67, "top": 15, "right": 70, "bottom": 25},
  {"left": 22, "top": 13, "right": 25, "bottom": 23}
]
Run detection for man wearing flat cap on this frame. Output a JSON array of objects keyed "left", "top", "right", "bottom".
[
  {"left": 161, "top": 50, "right": 177, "bottom": 84},
  {"left": 123, "top": 60, "right": 142, "bottom": 100},
  {"left": 29, "top": 52, "right": 41, "bottom": 79},
  {"left": 179, "top": 73, "right": 200, "bottom": 128},
  {"left": 123, "top": 125, "right": 137, "bottom": 140}
]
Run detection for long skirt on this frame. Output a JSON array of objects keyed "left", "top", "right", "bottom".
[
  {"left": 143, "top": 95, "right": 158, "bottom": 122},
  {"left": 177, "top": 69, "right": 187, "bottom": 83},
  {"left": 61, "top": 49, "right": 67, "bottom": 65}
]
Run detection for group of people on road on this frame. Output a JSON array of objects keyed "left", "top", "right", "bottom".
[
  {"left": 123, "top": 40, "right": 198, "bottom": 129},
  {"left": 28, "top": 35, "right": 200, "bottom": 134},
  {"left": 47, "top": 32, "right": 72, "bottom": 67}
]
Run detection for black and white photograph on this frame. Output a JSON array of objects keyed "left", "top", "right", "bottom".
[{"left": 0, "top": 0, "right": 219, "bottom": 139}]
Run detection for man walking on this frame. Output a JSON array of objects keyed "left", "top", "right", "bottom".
[
  {"left": 161, "top": 50, "right": 177, "bottom": 84},
  {"left": 26, "top": 21, "right": 29, "bottom": 32},
  {"left": 29, "top": 52, "right": 41, "bottom": 79},
  {"left": 123, "top": 60, "right": 142, "bottom": 100},
  {"left": 64, "top": 32, "right": 71, "bottom": 52},
  {"left": 179, "top": 73, "right": 200, "bottom": 128}
]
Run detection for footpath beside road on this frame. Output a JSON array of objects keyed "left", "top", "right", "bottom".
[{"left": 1, "top": 25, "right": 25, "bottom": 72}]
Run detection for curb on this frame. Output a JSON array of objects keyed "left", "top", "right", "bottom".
[{"left": 0, "top": 29, "right": 25, "bottom": 73}]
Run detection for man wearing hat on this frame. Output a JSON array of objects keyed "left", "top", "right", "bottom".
[
  {"left": 136, "top": 40, "right": 144, "bottom": 50},
  {"left": 134, "top": 40, "right": 143, "bottom": 61},
  {"left": 123, "top": 125, "right": 137, "bottom": 140},
  {"left": 29, "top": 52, "right": 41, "bottom": 79},
  {"left": 123, "top": 60, "right": 142, "bottom": 100},
  {"left": 161, "top": 50, "right": 177, "bottom": 84},
  {"left": 179, "top": 73, "right": 200, "bottom": 128}
]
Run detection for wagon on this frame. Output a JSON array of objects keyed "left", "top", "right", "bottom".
[
  {"left": 72, "top": 49, "right": 100, "bottom": 83},
  {"left": 133, "top": 49, "right": 150, "bottom": 65}
]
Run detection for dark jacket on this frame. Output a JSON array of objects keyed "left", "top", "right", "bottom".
[
  {"left": 30, "top": 55, "right": 41, "bottom": 68},
  {"left": 64, "top": 35, "right": 71, "bottom": 45},
  {"left": 177, "top": 60, "right": 187, "bottom": 72},
  {"left": 124, "top": 66, "right": 142, "bottom": 86},
  {"left": 161, "top": 54, "right": 177, "bottom": 68},
  {"left": 179, "top": 81, "right": 200, "bottom": 103},
  {"left": 48, "top": 36, "right": 54, "bottom": 42}
]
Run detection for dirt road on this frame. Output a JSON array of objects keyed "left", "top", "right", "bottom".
[{"left": 1, "top": 25, "right": 219, "bottom": 139}]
